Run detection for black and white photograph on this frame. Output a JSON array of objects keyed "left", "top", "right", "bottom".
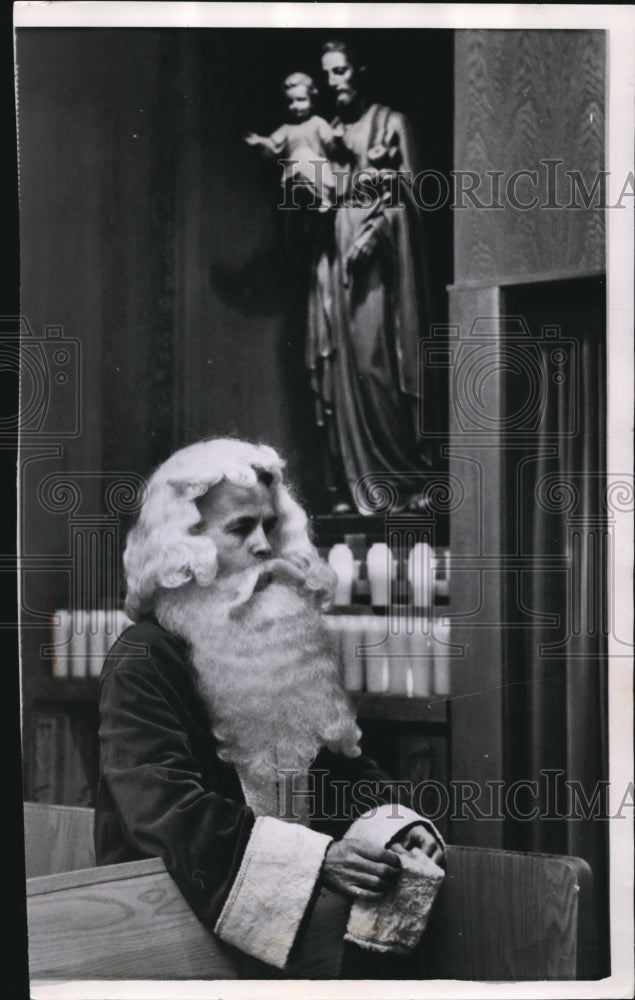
[{"left": 11, "top": 3, "right": 634, "bottom": 997}]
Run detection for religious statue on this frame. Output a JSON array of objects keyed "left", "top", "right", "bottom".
[
  {"left": 244, "top": 44, "right": 436, "bottom": 515},
  {"left": 244, "top": 71, "right": 346, "bottom": 213},
  {"left": 307, "top": 40, "right": 435, "bottom": 514}
]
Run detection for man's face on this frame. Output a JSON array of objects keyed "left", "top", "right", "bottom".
[
  {"left": 287, "top": 84, "right": 312, "bottom": 121},
  {"left": 196, "top": 478, "right": 278, "bottom": 576},
  {"left": 321, "top": 50, "right": 357, "bottom": 108}
]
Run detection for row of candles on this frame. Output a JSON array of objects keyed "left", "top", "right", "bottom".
[
  {"left": 325, "top": 541, "right": 450, "bottom": 609},
  {"left": 47, "top": 606, "right": 453, "bottom": 697},
  {"left": 49, "top": 541, "right": 452, "bottom": 690},
  {"left": 49, "top": 610, "right": 134, "bottom": 678},
  {"left": 324, "top": 613, "right": 452, "bottom": 697}
]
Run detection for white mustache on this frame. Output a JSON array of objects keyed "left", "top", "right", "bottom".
[{"left": 225, "top": 559, "right": 310, "bottom": 617}]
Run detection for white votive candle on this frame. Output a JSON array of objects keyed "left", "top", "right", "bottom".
[
  {"left": 387, "top": 616, "right": 412, "bottom": 695},
  {"left": 407, "top": 543, "right": 435, "bottom": 609},
  {"left": 51, "top": 609, "right": 71, "bottom": 678},
  {"left": 70, "top": 609, "right": 89, "bottom": 678},
  {"left": 338, "top": 616, "right": 365, "bottom": 691},
  {"left": 432, "top": 612, "right": 452, "bottom": 695},
  {"left": 328, "top": 544, "right": 354, "bottom": 606},
  {"left": 366, "top": 543, "right": 391, "bottom": 608}
]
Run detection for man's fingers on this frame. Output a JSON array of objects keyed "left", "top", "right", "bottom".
[
  {"left": 399, "top": 842, "right": 446, "bottom": 867},
  {"left": 356, "top": 862, "right": 400, "bottom": 886},
  {"left": 420, "top": 838, "right": 446, "bottom": 866},
  {"left": 348, "top": 859, "right": 400, "bottom": 885},
  {"left": 354, "top": 844, "right": 401, "bottom": 868},
  {"left": 350, "top": 886, "right": 384, "bottom": 900},
  {"left": 354, "top": 871, "right": 391, "bottom": 891},
  {"left": 385, "top": 834, "right": 446, "bottom": 868}
]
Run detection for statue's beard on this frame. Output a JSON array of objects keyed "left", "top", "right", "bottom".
[{"left": 155, "top": 560, "right": 361, "bottom": 812}]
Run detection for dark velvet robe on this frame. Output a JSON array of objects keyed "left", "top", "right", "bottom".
[{"left": 95, "top": 619, "right": 399, "bottom": 932}]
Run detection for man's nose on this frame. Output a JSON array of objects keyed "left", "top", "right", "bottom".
[{"left": 249, "top": 524, "right": 272, "bottom": 557}]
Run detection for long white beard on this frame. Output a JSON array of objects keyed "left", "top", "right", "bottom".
[{"left": 155, "top": 560, "right": 361, "bottom": 820}]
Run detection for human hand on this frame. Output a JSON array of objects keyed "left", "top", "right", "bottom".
[
  {"left": 390, "top": 824, "right": 445, "bottom": 867},
  {"left": 346, "top": 229, "right": 378, "bottom": 275},
  {"left": 367, "top": 143, "right": 389, "bottom": 167},
  {"left": 243, "top": 132, "right": 262, "bottom": 147},
  {"left": 321, "top": 838, "right": 402, "bottom": 900}
]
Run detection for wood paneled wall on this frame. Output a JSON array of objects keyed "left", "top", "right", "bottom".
[
  {"left": 17, "top": 32, "right": 183, "bottom": 798},
  {"left": 448, "top": 30, "right": 606, "bottom": 851},
  {"left": 454, "top": 30, "right": 605, "bottom": 286}
]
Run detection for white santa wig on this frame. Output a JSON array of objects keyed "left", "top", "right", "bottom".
[{"left": 124, "top": 437, "right": 333, "bottom": 621}]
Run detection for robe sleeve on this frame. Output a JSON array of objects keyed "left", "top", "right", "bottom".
[
  {"left": 382, "top": 109, "right": 432, "bottom": 398},
  {"left": 371, "top": 108, "right": 419, "bottom": 176},
  {"left": 347, "top": 109, "right": 421, "bottom": 277},
  {"left": 98, "top": 640, "right": 333, "bottom": 970}
]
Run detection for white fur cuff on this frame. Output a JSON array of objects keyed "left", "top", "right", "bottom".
[{"left": 214, "top": 816, "right": 332, "bottom": 969}]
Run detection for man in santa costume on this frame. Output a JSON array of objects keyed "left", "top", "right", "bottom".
[{"left": 95, "top": 437, "right": 445, "bottom": 977}]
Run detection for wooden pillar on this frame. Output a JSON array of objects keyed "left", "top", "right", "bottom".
[{"left": 446, "top": 285, "right": 506, "bottom": 846}]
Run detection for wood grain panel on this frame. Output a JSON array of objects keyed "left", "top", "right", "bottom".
[
  {"left": 24, "top": 803, "right": 96, "bottom": 878},
  {"left": 454, "top": 30, "right": 605, "bottom": 285},
  {"left": 27, "top": 859, "right": 244, "bottom": 980},
  {"left": 447, "top": 285, "right": 506, "bottom": 847},
  {"left": 421, "top": 845, "right": 591, "bottom": 981},
  {"left": 27, "top": 857, "right": 348, "bottom": 981},
  {"left": 27, "top": 845, "right": 590, "bottom": 981},
  {"left": 352, "top": 692, "right": 448, "bottom": 724}
]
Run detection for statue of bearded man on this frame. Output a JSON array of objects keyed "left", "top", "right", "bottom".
[{"left": 307, "top": 40, "right": 436, "bottom": 514}]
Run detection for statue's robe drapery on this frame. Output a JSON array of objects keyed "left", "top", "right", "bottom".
[{"left": 306, "top": 103, "right": 434, "bottom": 512}]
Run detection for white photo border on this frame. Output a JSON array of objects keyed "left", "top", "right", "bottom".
[{"left": 14, "top": 3, "right": 634, "bottom": 999}]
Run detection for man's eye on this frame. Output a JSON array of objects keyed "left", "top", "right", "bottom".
[
  {"left": 228, "top": 522, "right": 251, "bottom": 537},
  {"left": 264, "top": 518, "right": 279, "bottom": 535}
]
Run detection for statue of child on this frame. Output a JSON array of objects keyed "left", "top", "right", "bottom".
[{"left": 244, "top": 72, "right": 346, "bottom": 212}]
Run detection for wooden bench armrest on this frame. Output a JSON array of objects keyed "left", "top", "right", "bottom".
[
  {"left": 27, "top": 841, "right": 595, "bottom": 981},
  {"left": 27, "top": 857, "right": 246, "bottom": 980}
]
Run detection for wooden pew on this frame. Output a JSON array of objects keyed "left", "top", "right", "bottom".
[
  {"left": 421, "top": 845, "right": 594, "bottom": 981},
  {"left": 24, "top": 802, "right": 95, "bottom": 878},
  {"left": 24, "top": 803, "right": 593, "bottom": 982}
]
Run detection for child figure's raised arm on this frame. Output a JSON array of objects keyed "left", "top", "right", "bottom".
[{"left": 244, "top": 125, "right": 288, "bottom": 159}]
